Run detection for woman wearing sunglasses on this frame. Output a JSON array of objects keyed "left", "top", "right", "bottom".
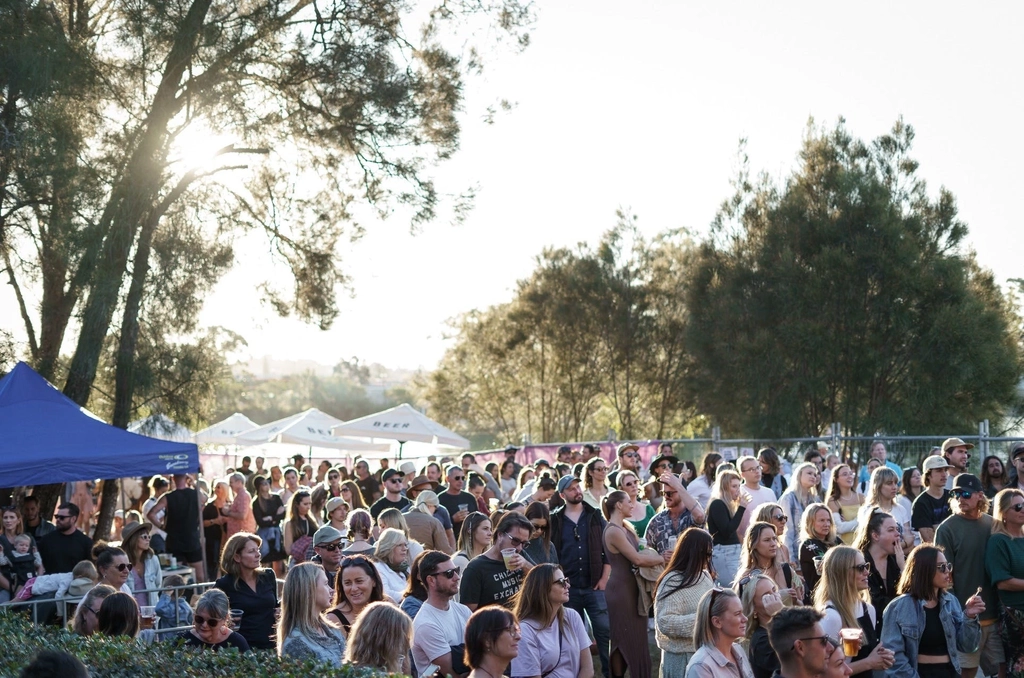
[
  {"left": 511, "top": 563, "right": 594, "bottom": 678},
  {"left": 95, "top": 546, "right": 134, "bottom": 595},
  {"left": 881, "top": 545, "right": 983, "bottom": 678},
  {"left": 523, "top": 503, "right": 557, "bottom": 566},
  {"left": 753, "top": 503, "right": 794, "bottom": 570},
  {"left": 685, "top": 587, "right": 752, "bottom": 678},
  {"left": 617, "top": 470, "right": 655, "bottom": 538},
  {"left": 180, "top": 588, "right": 250, "bottom": 651},
  {"left": 986, "top": 488, "right": 1024, "bottom": 677},
  {"left": 814, "top": 545, "right": 893, "bottom": 677},
  {"left": 121, "top": 521, "right": 161, "bottom": 608},
  {"left": 70, "top": 584, "right": 116, "bottom": 636}
]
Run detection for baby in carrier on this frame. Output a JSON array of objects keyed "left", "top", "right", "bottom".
[{"left": 8, "top": 534, "right": 38, "bottom": 595}]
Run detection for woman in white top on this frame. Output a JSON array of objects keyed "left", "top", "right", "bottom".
[
  {"left": 372, "top": 528, "right": 410, "bottom": 602},
  {"left": 582, "top": 457, "right": 611, "bottom": 509},
  {"left": 452, "top": 513, "right": 491, "bottom": 578},
  {"left": 687, "top": 452, "right": 723, "bottom": 511},
  {"left": 511, "top": 563, "right": 595, "bottom": 678},
  {"left": 779, "top": 462, "right": 821, "bottom": 563},
  {"left": 684, "top": 587, "right": 754, "bottom": 678},
  {"left": 499, "top": 460, "right": 518, "bottom": 502},
  {"left": 856, "top": 467, "right": 913, "bottom": 557},
  {"left": 813, "top": 546, "right": 893, "bottom": 676}
]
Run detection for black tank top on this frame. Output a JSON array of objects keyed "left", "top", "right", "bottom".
[
  {"left": 850, "top": 601, "right": 879, "bottom": 678},
  {"left": 164, "top": 488, "right": 201, "bottom": 552},
  {"left": 919, "top": 603, "right": 948, "bottom": 656}
]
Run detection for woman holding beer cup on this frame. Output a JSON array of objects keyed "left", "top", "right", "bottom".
[
  {"left": 880, "top": 545, "right": 983, "bottom": 678},
  {"left": 814, "top": 545, "right": 894, "bottom": 676}
]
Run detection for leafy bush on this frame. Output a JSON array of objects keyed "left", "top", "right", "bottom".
[{"left": 0, "top": 612, "right": 393, "bottom": 677}]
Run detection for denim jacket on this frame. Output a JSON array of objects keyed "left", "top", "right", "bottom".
[{"left": 880, "top": 592, "right": 980, "bottom": 678}]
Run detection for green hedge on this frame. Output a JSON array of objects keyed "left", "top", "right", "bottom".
[{"left": 0, "top": 612, "right": 394, "bottom": 677}]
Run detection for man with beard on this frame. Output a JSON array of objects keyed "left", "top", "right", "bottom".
[{"left": 549, "top": 474, "right": 611, "bottom": 678}]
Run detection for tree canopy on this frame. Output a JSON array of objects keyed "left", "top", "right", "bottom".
[
  {"left": 682, "top": 118, "right": 1022, "bottom": 437},
  {"left": 426, "top": 119, "right": 1023, "bottom": 444}
]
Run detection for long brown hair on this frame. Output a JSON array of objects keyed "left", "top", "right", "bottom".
[
  {"left": 897, "top": 544, "right": 944, "bottom": 601},
  {"left": 655, "top": 527, "right": 714, "bottom": 596},
  {"left": 341, "top": 480, "right": 367, "bottom": 509},
  {"left": 512, "top": 563, "right": 565, "bottom": 629}
]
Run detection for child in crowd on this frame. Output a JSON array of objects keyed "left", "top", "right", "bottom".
[
  {"left": 9, "top": 534, "right": 38, "bottom": 595},
  {"left": 155, "top": 574, "right": 193, "bottom": 629}
]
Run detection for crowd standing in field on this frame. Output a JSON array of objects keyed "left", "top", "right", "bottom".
[{"left": 5, "top": 438, "right": 1024, "bottom": 678}]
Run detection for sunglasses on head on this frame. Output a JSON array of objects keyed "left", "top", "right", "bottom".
[{"left": 194, "top": 614, "right": 223, "bottom": 628}]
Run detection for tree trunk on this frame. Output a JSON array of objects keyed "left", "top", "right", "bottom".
[{"left": 92, "top": 479, "right": 119, "bottom": 542}]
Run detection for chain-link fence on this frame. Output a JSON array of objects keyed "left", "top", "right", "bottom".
[{"left": 660, "top": 420, "right": 1022, "bottom": 475}]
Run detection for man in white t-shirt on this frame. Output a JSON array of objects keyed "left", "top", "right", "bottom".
[
  {"left": 737, "top": 455, "right": 778, "bottom": 516},
  {"left": 412, "top": 551, "right": 473, "bottom": 678}
]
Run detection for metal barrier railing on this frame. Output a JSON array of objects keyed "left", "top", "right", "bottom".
[
  {"left": 0, "top": 577, "right": 286, "bottom": 631},
  {"left": 0, "top": 581, "right": 216, "bottom": 628}
]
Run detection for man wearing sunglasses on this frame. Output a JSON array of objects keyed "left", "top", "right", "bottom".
[
  {"left": 413, "top": 550, "right": 472, "bottom": 678},
  {"left": 369, "top": 468, "right": 411, "bottom": 520},
  {"left": 607, "top": 442, "right": 643, "bottom": 489},
  {"left": 460, "top": 512, "right": 534, "bottom": 612},
  {"left": 768, "top": 606, "right": 835, "bottom": 678},
  {"left": 438, "top": 465, "right": 478, "bottom": 539},
  {"left": 311, "top": 465, "right": 345, "bottom": 522},
  {"left": 36, "top": 502, "right": 93, "bottom": 575},
  {"left": 935, "top": 474, "right": 1004, "bottom": 678},
  {"left": 311, "top": 525, "right": 345, "bottom": 590}
]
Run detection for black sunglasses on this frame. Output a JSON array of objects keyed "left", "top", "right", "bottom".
[
  {"left": 113, "top": 563, "right": 133, "bottom": 572},
  {"left": 1011, "top": 502, "right": 1024, "bottom": 513},
  {"left": 791, "top": 635, "right": 833, "bottom": 651},
  {"left": 428, "top": 567, "right": 460, "bottom": 580},
  {"left": 318, "top": 542, "right": 343, "bottom": 552},
  {"left": 194, "top": 614, "right": 223, "bottom": 628},
  {"left": 951, "top": 489, "right": 976, "bottom": 500},
  {"left": 504, "top": 532, "right": 530, "bottom": 549},
  {"left": 851, "top": 562, "right": 871, "bottom": 573}
]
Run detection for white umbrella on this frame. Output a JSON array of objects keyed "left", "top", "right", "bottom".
[
  {"left": 128, "top": 413, "right": 194, "bottom": 442},
  {"left": 331, "top": 404, "right": 470, "bottom": 456},
  {"left": 235, "top": 408, "right": 389, "bottom": 451},
  {"left": 192, "top": 413, "right": 260, "bottom": 445}
]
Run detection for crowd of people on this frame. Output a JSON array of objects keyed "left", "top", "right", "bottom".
[{"left": 5, "top": 437, "right": 1024, "bottom": 678}]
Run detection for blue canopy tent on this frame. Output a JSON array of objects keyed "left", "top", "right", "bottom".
[{"left": 0, "top": 362, "right": 199, "bottom": 486}]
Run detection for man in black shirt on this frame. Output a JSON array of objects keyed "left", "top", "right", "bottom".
[
  {"left": 21, "top": 496, "right": 55, "bottom": 542},
  {"left": 437, "top": 465, "right": 476, "bottom": 540},
  {"left": 37, "top": 502, "right": 93, "bottom": 574},
  {"left": 911, "top": 454, "right": 952, "bottom": 543},
  {"left": 354, "top": 458, "right": 382, "bottom": 506},
  {"left": 147, "top": 474, "right": 204, "bottom": 581},
  {"left": 370, "top": 468, "right": 411, "bottom": 520}
]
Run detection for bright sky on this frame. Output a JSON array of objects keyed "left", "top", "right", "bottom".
[{"left": 6, "top": 2, "right": 1022, "bottom": 373}]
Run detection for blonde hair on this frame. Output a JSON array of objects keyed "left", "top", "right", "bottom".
[
  {"left": 693, "top": 587, "right": 740, "bottom": 648},
  {"left": 992, "top": 488, "right": 1024, "bottom": 537},
  {"left": 788, "top": 462, "right": 821, "bottom": 507},
  {"left": 712, "top": 470, "right": 742, "bottom": 516},
  {"left": 277, "top": 563, "right": 339, "bottom": 655},
  {"left": 377, "top": 508, "right": 409, "bottom": 536},
  {"left": 813, "top": 545, "right": 870, "bottom": 628},
  {"left": 799, "top": 503, "right": 836, "bottom": 544},
  {"left": 739, "top": 573, "right": 777, "bottom": 640},
  {"left": 72, "top": 560, "right": 99, "bottom": 581},
  {"left": 343, "top": 601, "right": 411, "bottom": 673},
  {"left": 753, "top": 503, "right": 784, "bottom": 524},
  {"left": 864, "top": 466, "right": 899, "bottom": 508},
  {"left": 373, "top": 528, "right": 407, "bottom": 564}
]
